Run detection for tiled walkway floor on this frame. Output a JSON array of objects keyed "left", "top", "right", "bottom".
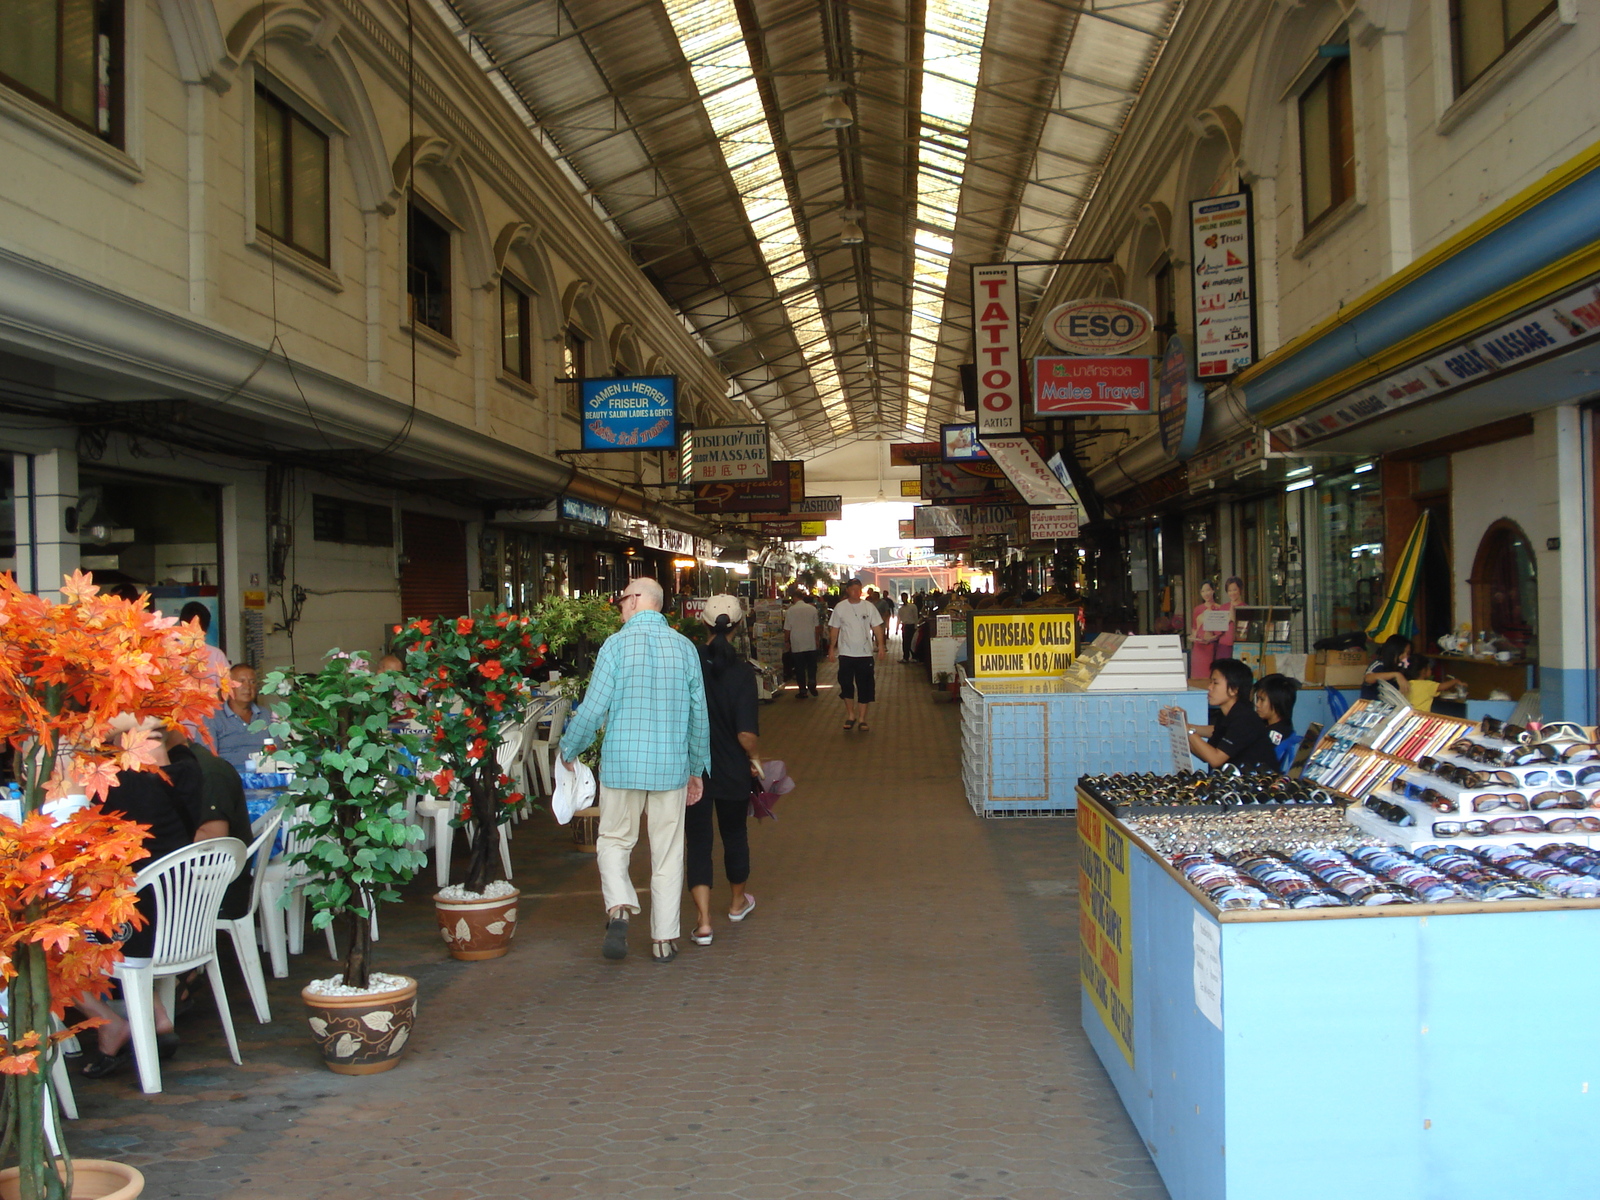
[{"left": 69, "top": 657, "right": 1168, "bottom": 1200}]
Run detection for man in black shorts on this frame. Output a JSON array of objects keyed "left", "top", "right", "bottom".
[{"left": 827, "top": 579, "right": 886, "bottom": 731}]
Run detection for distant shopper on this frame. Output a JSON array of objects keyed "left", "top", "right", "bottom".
[
  {"left": 784, "top": 590, "right": 821, "bottom": 697},
  {"left": 205, "top": 663, "right": 272, "bottom": 771},
  {"left": 558, "top": 577, "right": 709, "bottom": 965},
  {"left": 179, "top": 601, "right": 231, "bottom": 684},
  {"left": 1361, "top": 634, "right": 1413, "bottom": 702},
  {"left": 1158, "top": 658, "right": 1276, "bottom": 772},
  {"left": 828, "top": 579, "right": 886, "bottom": 732},
  {"left": 687, "top": 596, "right": 761, "bottom": 947},
  {"left": 869, "top": 587, "right": 894, "bottom": 623},
  {"left": 896, "top": 592, "right": 920, "bottom": 662}
]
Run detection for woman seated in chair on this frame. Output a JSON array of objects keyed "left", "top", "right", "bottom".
[{"left": 76, "top": 716, "right": 200, "bottom": 1078}]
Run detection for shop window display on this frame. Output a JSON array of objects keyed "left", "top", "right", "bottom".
[{"left": 1314, "top": 469, "right": 1384, "bottom": 642}]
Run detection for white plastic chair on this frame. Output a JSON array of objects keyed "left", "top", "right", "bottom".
[
  {"left": 0, "top": 998, "right": 75, "bottom": 1152},
  {"left": 259, "top": 806, "right": 318, "bottom": 979},
  {"left": 217, "top": 810, "right": 282, "bottom": 1023},
  {"left": 116, "top": 838, "right": 248, "bottom": 1094},
  {"left": 417, "top": 736, "right": 518, "bottom": 887},
  {"left": 523, "top": 697, "right": 570, "bottom": 799}
]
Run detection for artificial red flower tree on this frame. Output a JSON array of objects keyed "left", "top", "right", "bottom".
[{"left": 0, "top": 572, "right": 223, "bottom": 1199}]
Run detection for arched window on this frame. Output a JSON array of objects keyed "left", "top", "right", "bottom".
[{"left": 1469, "top": 519, "right": 1537, "bottom": 652}]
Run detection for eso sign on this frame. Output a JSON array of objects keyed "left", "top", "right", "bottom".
[{"left": 1042, "top": 299, "right": 1154, "bottom": 356}]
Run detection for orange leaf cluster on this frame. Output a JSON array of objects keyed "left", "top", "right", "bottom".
[
  {"left": 0, "top": 807, "right": 148, "bottom": 1074},
  {"left": 0, "top": 571, "right": 226, "bottom": 801}
]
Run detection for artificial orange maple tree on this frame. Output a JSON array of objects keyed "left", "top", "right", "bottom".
[{"left": 0, "top": 571, "right": 224, "bottom": 1200}]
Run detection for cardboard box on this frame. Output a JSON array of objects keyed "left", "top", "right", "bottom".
[{"left": 1323, "top": 662, "right": 1368, "bottom": 688}]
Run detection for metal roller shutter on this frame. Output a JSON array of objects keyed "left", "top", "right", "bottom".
[{"left": 399, "top": 511, "right": 469, "bottom": 619}]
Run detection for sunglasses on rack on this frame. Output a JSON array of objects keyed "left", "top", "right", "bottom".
[
  {"left": 1469, "top": 793, "right": 1528, "bottom": 813},
  {"left": 1530, "top": 789, "right": 1589, "bottom": 811},
  {"left": 1432, "top": 814, "right": 1600, "bottom": 837}
]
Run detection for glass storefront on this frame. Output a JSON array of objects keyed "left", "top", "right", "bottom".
[{"left": 1311, "top": 467, "right": 1385, "bottom": 643}]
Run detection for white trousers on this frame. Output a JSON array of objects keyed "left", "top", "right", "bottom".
[{"left": 596, "top": 784, "right": 687, "bottom": 942}]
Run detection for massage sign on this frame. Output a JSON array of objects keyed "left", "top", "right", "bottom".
[
  {"left": 970, "top": 609, "right": 1078, "bottom": 678},
  {"left": 971, "top": 263, "right": 1023, "bottom": 436}
]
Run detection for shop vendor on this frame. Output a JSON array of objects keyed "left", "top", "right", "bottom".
[{"left": 1158, "top": 658, "right": 1278, "bottom": 773}]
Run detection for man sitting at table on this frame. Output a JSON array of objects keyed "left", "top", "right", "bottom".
[{"left": 205, "top": 663, "right": 271, "bottom": 771}]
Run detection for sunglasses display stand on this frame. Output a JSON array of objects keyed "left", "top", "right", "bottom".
[{"left": 1077, "top": 788, "right": 1600, "bottom": 1200}]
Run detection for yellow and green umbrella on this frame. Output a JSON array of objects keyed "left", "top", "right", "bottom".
[{"left": 1366, "top": 512, "right": 1430, "bottom": 643}]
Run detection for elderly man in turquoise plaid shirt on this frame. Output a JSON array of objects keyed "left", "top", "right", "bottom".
[{"left": 559, "top": 576, "right": 710, "bottom": 964}]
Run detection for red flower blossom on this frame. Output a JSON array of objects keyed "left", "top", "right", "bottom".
[
  {"left": 494, "top": 611, "right": 511, "bottom": 628},
  {"left": 485, "top": 691, "right": 504, "bottom": 711},
  {"left": 456, "top": 616, "right": 475, "bottom": 635},
  {"left": 467, "top": 738, "right": 487, "bottom": 762},
  {"left": 433, "top": 768, "right": 456, "bottom": 794},
  {"left": 483, "top": 639, "right": 501, "bottom": 651},
  {"left": 478, "top": 659, "right": 505, "bottom": 681},
  {"left": 412, "top": 619, "right": 433, "bottom": 635}
]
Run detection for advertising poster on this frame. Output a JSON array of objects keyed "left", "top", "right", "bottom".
[
  {"left": 1190, "top": 191, "right": 1256, "bottom": 378},
  {"left": 941, "top": 423, "right": 990, "bottom": 462},
  {"left": 969, "top": 609, "right": 1076, "bottom": 677},
  {"left": 1078, "top": 801, "right": 1135, "bottom": 1066},
  {"left": 921, "top": 464, "right": 1023, "bottom": 505},
  {"left": 693, "top": 461, "right": 791, "bottom": 514},
  {"left": 581, "top": 376, "right": 678, "bottom": 451},
  {"left": 1033, "top": 357, "right": 1153, "bottom": 415},
  {"left": 980, "top": 436, "right": 1076, "bottom": 506},
  {"left": 890, "top": 442, "right": 942, "bottom": 466}
]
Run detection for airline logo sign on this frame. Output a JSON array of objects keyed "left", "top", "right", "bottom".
[
  {"left": 1033, "top": 357, "right": 1153, "bottom": 414},
  {"left": 1190, "top": 192, "right": 1256, "bottom": 378},
  {"left": 1041, "top": 299, "right": 1153, "bottom": 355},
  {"left": 971, "top": 263, "right": 1023, "bottom": 435}
]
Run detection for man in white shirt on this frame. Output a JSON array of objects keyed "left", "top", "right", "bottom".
[
  {"left": 896, "top": 592, "right": 920, "bottom": 662},
  {"left": 827, "top": 578, "right": 886, "bottom": 731},
  {"left": 783, "top": 589, "right": 821, "bottom": 698}
]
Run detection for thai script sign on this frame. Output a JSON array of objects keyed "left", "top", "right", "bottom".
[
  {"left": 689, "top": 425, "right": 770, "bottom": 483},
  {"left": 1034, "top": 356, "right": 1153, "bottom": 414},
  {"left": 1029, "top": 507, "right": 1081, "bottom": 540}
]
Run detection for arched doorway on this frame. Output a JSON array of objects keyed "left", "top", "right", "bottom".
[{"left": 1468, "top": 519, "right": 1537, "bottom": 653}]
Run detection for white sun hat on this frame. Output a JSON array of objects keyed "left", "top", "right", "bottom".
[
  {"left": 701, "top": 594, "right": 745, "bottom": 627},
  {"left": 551, "top": 758, "right": 596, "bottom": 825}
]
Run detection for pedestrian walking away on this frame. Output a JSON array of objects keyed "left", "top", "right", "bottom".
[
  {"left": 783, "top": 587, "right": 821, "bottom": 697},
  {"left": 828, "top": 578, "right": 886, "bottom": 732},
  {"left": 558, "top": 577, "right": 710, "bottom": 965},
  {"left": 687, "top": 595, "right": 762, "bottom": 947},
  {"left": 896, "top": 592, "right": 920, "bottom": 662}
]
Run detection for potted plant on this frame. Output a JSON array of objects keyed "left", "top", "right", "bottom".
[
  {"left": 259, "top": 652, "right": 428, "bottom": 1075},
  {"left": 529, "top": 595, "right": 621, "bottom": 851},
  {"left": 0, "top": 572, "right": 224, "bottom": 1200},
  {"left": 391, "top": 609, "right": 538, "bottom": 960}
]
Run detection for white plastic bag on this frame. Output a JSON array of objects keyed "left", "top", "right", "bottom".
[{"left": 552, "top": 758, "right": 596, "bottom": 825}]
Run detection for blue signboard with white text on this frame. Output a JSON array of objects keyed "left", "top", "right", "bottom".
[{"left": 580, "top": 375, "right": 678, "bottom": 452}]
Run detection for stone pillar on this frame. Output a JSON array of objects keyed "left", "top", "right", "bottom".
[{"left": 11, "top": 447, "right": 79, "bottom": 598}]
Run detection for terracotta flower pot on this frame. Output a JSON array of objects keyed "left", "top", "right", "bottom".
[
  {"left": 300, "top": 975, "right": 418, "bottom": 1075},
  {"left": 0, "top": 1160, "right": 144, "bottom": 1200},
  {"left": 434, "top": 888, "right": 520, "bottom": 960}
]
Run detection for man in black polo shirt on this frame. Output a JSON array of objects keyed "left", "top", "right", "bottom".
[{"left": 1159, "top": 658, "right": 1278, "bottom": 773}]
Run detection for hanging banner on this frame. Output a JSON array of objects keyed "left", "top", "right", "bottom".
[
  {"left": 580, "top": 376, "right": 678, "bottom": 451},
  {"left": 969, "top": 609, "right": 1077, "bottom": 677},
  {"left": 913, "top": 504, "right": 1018, "bottom": 538},
  {"left": 971, "top": 263, "right": 1023, "bottom": 435},
  {"left": 1040, "top": 299, "right": 1154, "bottom": 355},
  {"left": 889, "top": 442, "right": 942, "bottom": 466},
  {"left": 921, "top": 464, "right": 1023, "bottom": 506},
  {"left": 693, "top": 462, "right": 791, "bottom": 514},
  {"left": 782, "top": 460, "right": 806, "bottom": 506},
  {"left": 1157, "top": 337, "right": 1206, "bottom": 461},
  {"left": 557, "top": 497, "right": 610, "bottom": 527},
  {"left": 940, "top": 423, "right": 990, "bottom": 462},
  {"left": 980, "top": 436, "right": 1076, "bottom": 507},
  {"left": 1079, "top": 801, "right": 1135, "bottom": 1067},
  {"left": 1029, "top": 507, "right": 1081, "bottom": 540},
  {"left": 748, "top": 496, "right": 843, "bottom": 522},
  {"left": 900, "top": 479, "right": 923, "bottom": 497},
  {"left": 1190, "top": 191, "right": 1257, "bottom": 379},
  {"left": 689, "top": 425, "right": 770, "bottom": 483},
  {"left": 1033, "top": 357, "right": 1153, "bottom": 415},
  {"left": 758, "top": 520, "right": 827, "bottom": 538}
]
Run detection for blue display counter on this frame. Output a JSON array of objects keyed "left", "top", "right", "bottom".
[
  {"left": 1076, "top": 793, "right": 1600, "bottom": 1200},
  {"left": 960, "top": 677, "right": 1205, "bottom": 815}
]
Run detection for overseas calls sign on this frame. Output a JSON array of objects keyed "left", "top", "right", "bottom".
[
  {"left": 970, "top": 609, "right": 1077, "bottom": 677},
  {"left": 971, "top": 263, "right": 1022, "bottom": 435}
]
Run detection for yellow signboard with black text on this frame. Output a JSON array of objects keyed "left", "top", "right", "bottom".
[
  {"left": 969, "top": 609, "right": 1076, "bottom": 677},
  {"left": 1078, "top": 799, "right": 1134, "bottom": 1066}
]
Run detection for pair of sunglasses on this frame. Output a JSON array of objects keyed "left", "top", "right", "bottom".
[
  {"left": 1434, "top": 815, "right": 1600, "bottom": 837},
  {"left": 1470, "top": 793, "right": 1527, "bottom": 813},
  {"left": 1364, "top": 797, "right": 1415, "bottom": 827},
  {"left": 1531, "top": 789, "right": 1589, "bottom": 811}
]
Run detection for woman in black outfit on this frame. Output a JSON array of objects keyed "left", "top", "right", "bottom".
[{"left": 687, "top": 596, "right": 762, "bottom": 947}]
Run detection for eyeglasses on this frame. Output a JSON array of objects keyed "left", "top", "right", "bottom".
[
  {"left": 1469, "top": 792, "right": 1528, "bottom": 813},
  {"left": 618, "top": 592, "right": 644, "bottom": 605},
  {"left": 1530, "top": 789, "right": 1588, "bottom": 811},
  {"left": 1432, "top": 814, "right": 1600, "bottom": 837}
]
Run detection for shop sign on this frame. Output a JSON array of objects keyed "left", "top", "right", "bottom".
[
  {"left": 969, "top": 609, "right": 1076, "bottom": 677},
  {"left": 580, "top": 376, "right": 678, "bottom": 452},
  {"left": 644, "top": 525, "right": 694, "bottom": 554},
  {"left": 971, "top": 263, "right": 1023, "bottom": 436},
  {"left": 1157, "top": 337, "right": 1206, "bottom": 461},
  {"left": 913, "top": 504, "right": 1017, "bottom": 538},
  {"left": 557, "top": 496, "right": 610, "bottom": 527},
  {"left": 1190, "top": 191, "right": 1256, "bottom": 378},
  {"left": 1270, "top": 277, "right": 1600, "bottom": 448},
  {"left": 889, "top": 442, "right": 942, "bottom": 466},
  {"left": 758, "top": 520, "right": 826, "bottom": 538},
  {"left": 940, "top": 423, "right": 990, "bottom": 462},
  {"left": 680, "top": 597, "right": 708, "bottom": 621},
  {"left": 693, "top": 461, "right": 791, "bottom": 514},
  {"left": 689, "top": 425, "right": 770, "bottom": 483},
  {"left": 921, "top": 464, "right": 1023, "bottom": 506},
  {"left": 1186, "top": 430, "right": 1278, "bottom": 484},
  {"left": 1033, "top": 356, "right": 1153, "bottom": 414},
  {"left": 1029, "top": 507, "right": 1081, "bottom": 540},
  {"left": 900, "top": 479, "right": 923, "bottom": 498},
  {"left": 1040, "top": 298, "right": 1154, "bottom": 355},
  {"left": 981, "top": 436, "right": 1076, "bottom": 507},
  {"left": 749, "top": 495, "right": 843, "bottom": 522},
  {"left": 1078, "top": 801, "right": 1134, "bottom": 1066},
  {"left": 898, "top": 519, "right": 919, "bottom": 539},
  {"left": 784, "top": 460, "right": 806, "bottom": 505}
]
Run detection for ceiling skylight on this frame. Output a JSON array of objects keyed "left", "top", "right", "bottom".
[
  {"left": 904, "top": 0, "right": 991, "bottom": 436},
  {"left": 663, "top": 0, "right": 853, "bottom": 437}
]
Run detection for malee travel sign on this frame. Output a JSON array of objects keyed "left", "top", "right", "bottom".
[
  {"left": 969, "top": 609, "right": 1077, "bottom": 677},
  {"left": 581, "top": 376, "right": 678, "bottom": 451},
  {"left": 689, "top": 425, "right": 770, "bottom": 483},
  {"left": 1190, "top": 192, "right": 1256, "bottom": 378},
  {"left": 1033, "top": 357, "right": 1153, "bottom": 414},
  {"left": 971, "top": 263, "right": 1023, "bottom": 436}
]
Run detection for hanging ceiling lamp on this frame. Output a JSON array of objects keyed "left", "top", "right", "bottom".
[
  {"left": 840, "top": 208, "right": 865, "bottom": 245},
  {"left": 820, "top": 81, "right": 853, "bottom": 129}
]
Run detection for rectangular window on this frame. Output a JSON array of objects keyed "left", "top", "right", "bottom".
[
  {"left": 1299, "top": 54, "right": 1354, "bottom": 232},
  {"left": 561, "top": 327, "right": 586, "bottom": 417},
  {"left": 0, "top": 0, "right": 122, "bottom": 143},
  {"left": 407, "top": 202, "right": 452, "bottom": 338},
  {"left": 312, "top": 494, "right": 394, "bottom": 546},
  {"left": 1451, "top": 0, "right": 1555, "bottom": 91},
  {"left": 254, "top": 86, "right": 330, "bottom": 263},
  {"left": 501, "top": 281, "right": 532, "bottom": 382}
]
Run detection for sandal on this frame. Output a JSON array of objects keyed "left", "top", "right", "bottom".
[
  {"left": 651, "top": 940, "right": 679, "bottom": 964},
  {"left": 857, "top": 721, "right": 870, "bottom": 732},
  {"left": 729, "top": 894, "right": 756, "bottom": 922},
  {"left": 690, "top": 927, "right": 714, "bottom": 946},
  {"left": 843, "top": 719, "right": 855, "bottom": 731},
  {"left": 602, "top": 912, "right": 629, "bottom": 961}
]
